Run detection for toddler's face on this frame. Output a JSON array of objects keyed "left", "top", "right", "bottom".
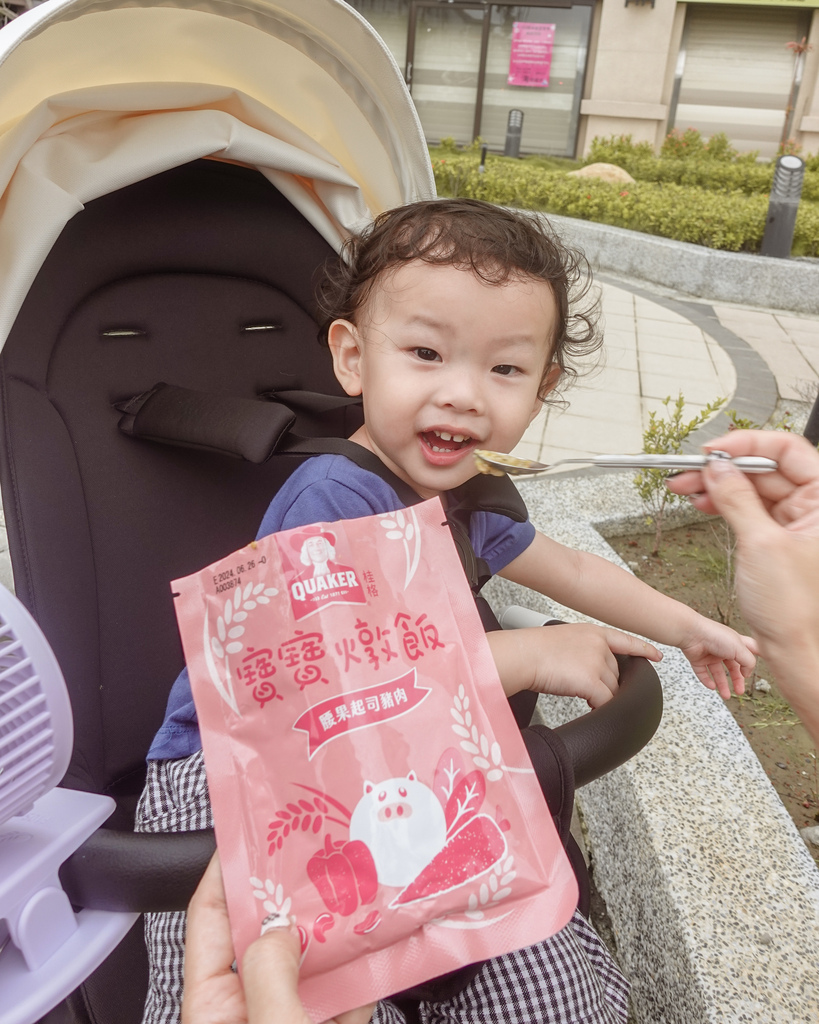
[{"left": 328, "top": 261, "right": 558, "bottom": 499}]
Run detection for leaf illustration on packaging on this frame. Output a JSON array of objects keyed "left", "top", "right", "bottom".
[
  {"left": 444, "top": 770, "right": 485, "bottom": 834},
  {"left": 433, "top": 747, "right": 466, "bottom": 806}
]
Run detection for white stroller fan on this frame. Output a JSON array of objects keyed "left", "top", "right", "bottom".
[{"left": 0, "top": 584, "right": 138, "bottom": 1024}]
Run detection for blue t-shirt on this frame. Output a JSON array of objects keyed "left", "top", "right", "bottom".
[{"left": 147, "top": 455, "right": 535, "bottom": 760}]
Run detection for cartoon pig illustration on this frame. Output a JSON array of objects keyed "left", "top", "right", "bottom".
[{"left": 349, "top": 771, "right": 447, "bottom": 887}]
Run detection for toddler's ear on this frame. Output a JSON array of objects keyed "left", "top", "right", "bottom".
[
  {"left": 328, "top": 320, "right": 363, "bottom": 396},
  {"left": 531, "top": 363, "right": 561, "bottom": 420}
]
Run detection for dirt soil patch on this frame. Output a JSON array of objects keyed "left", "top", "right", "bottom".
[{"left": 608, "top": 520, "right": 819, "bottom": 865}]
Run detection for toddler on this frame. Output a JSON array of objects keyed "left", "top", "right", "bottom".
[{"left": 138, "top": 199, "right": 756, "bottom": 1024}]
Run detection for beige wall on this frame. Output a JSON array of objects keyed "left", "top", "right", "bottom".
[
  {"left": 579, "top": 0, "right": 683, "bottom": 154},
  {"left": 796, "top": 10, "right": 819, "bottom": 155}
]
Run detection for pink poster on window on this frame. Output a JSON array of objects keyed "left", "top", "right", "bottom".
[{"left": 508, "top": 22, "right": 555, "bottom": 88}]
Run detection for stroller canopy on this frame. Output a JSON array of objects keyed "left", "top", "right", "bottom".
[{"left": 0, "top": 0, "right": 435, "bottom": 347}]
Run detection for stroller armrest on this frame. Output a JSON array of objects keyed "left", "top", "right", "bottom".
[
  {"left": 548, "top": 654, "right": 662, "bottom": 788},
  {"left": 59, "top": 829, "right": 215, "bottom": 913}
]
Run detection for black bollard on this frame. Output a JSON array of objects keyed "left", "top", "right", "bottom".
[
  {"left": 479, "top": 144, "right": 488, "bottom": 174},
  {"left": 503, "top": 110, "right": 524, "bottom": 158},
  {"left": 760, "top": 155, "right": 806, "bottom": 259},
  {"left": 804, "top": 387, "right": 819, "bottom": 448}
]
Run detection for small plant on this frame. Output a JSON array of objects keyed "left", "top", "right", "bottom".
[
  {"left": 726, "top": 407, "right": 793, "bottom": 432},
  {"left": 710, "top": 520, "right": 738, "bottom": 625},
  {"left": 634, "top": 393, "right": 724, "bottom": 554}
]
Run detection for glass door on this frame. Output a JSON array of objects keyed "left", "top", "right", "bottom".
[
  {"left": 480, "top": 5, "right": 592, "bottom": 157},
  {"left": 407, "top": 2, "right": 489, "bottom": 145}
]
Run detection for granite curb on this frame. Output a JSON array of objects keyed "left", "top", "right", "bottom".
[
  {"left": 484, "top": 472, "right": 819, "bottom": 1024},
  {"left": 543, "top": 214, "right": 819, "bottom": 317}
]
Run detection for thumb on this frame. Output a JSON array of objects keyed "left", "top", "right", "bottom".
[
  {"left": 703, "top": 458, "right": 772, "bottom": 537},
  {"left": 243, "top": 923, "right": 311, "bottom": 1024}
]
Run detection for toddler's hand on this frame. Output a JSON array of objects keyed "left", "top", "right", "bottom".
[
  {"left": 678, "top": 617, "right": 757, "bottom": 699},
  {"left": 487, "top": 623, "right": 662, "bottom": 708}
]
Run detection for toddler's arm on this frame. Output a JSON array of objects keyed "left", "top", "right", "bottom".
[
  {"left": 486, "top": 623, "right": 661, "bottom": 707},
  {"left": 500, "top": 531, "right": 757, "bottom": 699}
]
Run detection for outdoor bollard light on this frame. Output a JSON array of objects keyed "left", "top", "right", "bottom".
[
  {"left": 760, "top": 154, "right": 806, "bottom": 259},
  {"left": 804, "top": 388, "right": 819, "bottom": 448},
  {"left": 503, "top": 109, "right": 523, "bottom": 158},
  {"left": 479, "top": 144, "right": 487, "bottom": 174}
]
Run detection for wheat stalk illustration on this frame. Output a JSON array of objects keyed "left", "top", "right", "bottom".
[
  {"left": 204, "top": 580, "right": 278, "bottom": 713},
  {"left": 465, "top": 854, "right": 517, "bottom": 920},
  {"left": 378, "top": 507, "right": 421, "bottom": 588}
]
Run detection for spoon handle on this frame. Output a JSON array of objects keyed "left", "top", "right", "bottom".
[{"left": 588, "top": 453, "right": 777, "bottom": 473}]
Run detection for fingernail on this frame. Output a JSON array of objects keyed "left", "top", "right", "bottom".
[
  {"left": 260, "top": 912, "right": 293, "bottom": 935},
  {"left": 707, "top": 458, "right": 736, "bottom": 476}
]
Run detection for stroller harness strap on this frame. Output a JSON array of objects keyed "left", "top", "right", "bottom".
[{"left": 116, "top": 382, "right": 530, "bottom": 595}]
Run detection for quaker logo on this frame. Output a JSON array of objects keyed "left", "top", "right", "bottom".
[{"left": 280, "top": 525, "right": 366, "bottom": 621}]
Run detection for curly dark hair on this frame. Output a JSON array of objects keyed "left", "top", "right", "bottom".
[{"left": 316, "top": 198, "right": 602, "bottom": 401}]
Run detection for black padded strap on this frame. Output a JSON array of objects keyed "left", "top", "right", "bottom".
[
  {"left": 117, "top": 384, "right": 530, "bottom": 526},
  {"left": 448, "top": 473, "right": 528, "bottom": 523},
  {"left": 117, "top": 383, "right": 296, "bottom": 463}
]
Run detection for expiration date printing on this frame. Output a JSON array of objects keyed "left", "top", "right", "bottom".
[{"left": 213, "top": 556, "right": 267, "bottom": 593}]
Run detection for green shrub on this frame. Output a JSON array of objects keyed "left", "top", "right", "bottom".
[
  {"left": 661, "top": 127, "right": 708, "bottom": 160},
  {"left": 793, "top": 201, "right": 819, "bottom": 257},
  {"left": 661, "top": 128, "right": 742, "bottom": 162},
  {"left": 429, "top": 143, "right": 819, "bottom": 256},
  {"left": 582, "top": 131, "right": 819, "bottom": 200},
  {"left": 586, "top": 134, "right": 656, "bottom": 176}
]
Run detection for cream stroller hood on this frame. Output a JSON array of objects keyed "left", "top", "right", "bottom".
[{"left": 0, "top": 0, "right": 435, "bottom": 348}]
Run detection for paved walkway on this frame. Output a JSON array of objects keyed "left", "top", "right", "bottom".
[{"left": 514, "top": 273, "right": 819, "bottom": 467}]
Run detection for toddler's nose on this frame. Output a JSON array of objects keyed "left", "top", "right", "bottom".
[{"left": 438, "top": 368, "right": 484, "bottom": 415}]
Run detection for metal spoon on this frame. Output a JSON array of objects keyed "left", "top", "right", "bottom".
[{"left": 474, "top": 448, "right": 778, "bottom": 478}]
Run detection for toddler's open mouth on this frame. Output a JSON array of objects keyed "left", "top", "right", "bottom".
[{"left": 420, "top": 429, "right": 475, "bottom": 454}]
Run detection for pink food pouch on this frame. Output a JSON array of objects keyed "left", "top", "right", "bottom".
[{"left": 173, "top": 497, "right": 578, "bottom": 1021}]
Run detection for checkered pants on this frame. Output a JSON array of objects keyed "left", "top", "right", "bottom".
[{"left": 136, "top": 752, "right": 630, "bottom": 1024}]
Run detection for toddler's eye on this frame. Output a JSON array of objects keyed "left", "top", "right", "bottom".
[
  {"left": 492, "top": 364, "right": 519, "bottom": 376},
  {"left": 414, "top": 347, "right": 441, "bottom": 362}
]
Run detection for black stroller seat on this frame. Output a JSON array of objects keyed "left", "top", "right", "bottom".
[{"left": 1, "top": 159, "right": 347, "bottom": 822}]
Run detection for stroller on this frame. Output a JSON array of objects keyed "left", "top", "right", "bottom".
[{"left": 0, "top": 1, "right": 662, "bottom": 1021}]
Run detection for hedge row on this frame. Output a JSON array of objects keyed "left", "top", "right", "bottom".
[
  {"left": 586, "top": 133, "right": 819, "bottom": 202},
  {"left": 430, "top": 153, "right": 819, "bottom": 257}
]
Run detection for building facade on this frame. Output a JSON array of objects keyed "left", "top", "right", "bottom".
[{"left": 347, "top": 0, "right": 819, "bottom": 158}]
